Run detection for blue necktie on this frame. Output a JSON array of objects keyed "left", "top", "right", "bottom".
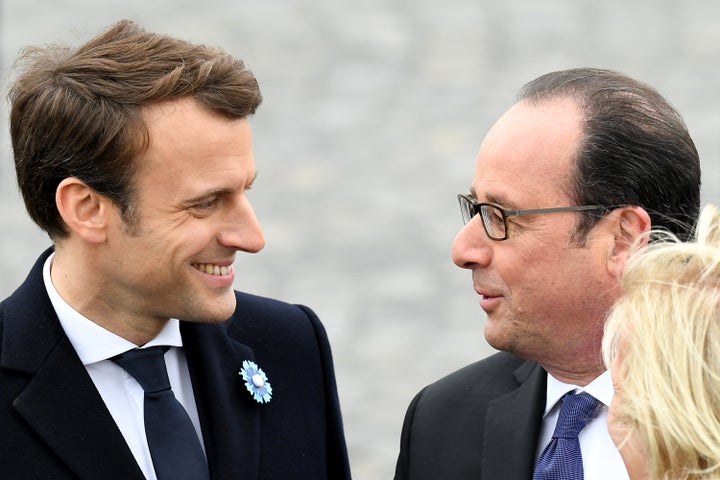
[
  {"left": 112, "top": 346, "right": 210, "bottom": 480},
  {"left": 533, "top": 392, "right": 600, "bottom": 480}
]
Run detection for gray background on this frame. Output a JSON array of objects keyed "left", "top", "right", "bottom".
[{"left": 1, "top": 1, "right": 718, "bottom": 478}]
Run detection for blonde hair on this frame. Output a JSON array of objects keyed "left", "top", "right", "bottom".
[{"left": 603, "top": 204, "right": 720, "bottom": 479}]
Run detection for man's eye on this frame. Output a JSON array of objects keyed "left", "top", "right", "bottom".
[
  {"left": 487, "top": 210, "right": 504, "bottom": 225},
  {"left": 194, "top": 198, "right": 218, "bottom": 209}
]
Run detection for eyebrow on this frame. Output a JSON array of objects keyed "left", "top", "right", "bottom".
[{"left": 468, "top": 187, "right": 517, "bottom": 209}]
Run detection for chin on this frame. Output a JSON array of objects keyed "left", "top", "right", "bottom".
[
  {"left": 190, "top": 293, "right": 237, "bottom": 323},
  {"left": 484, "top": 324, "right": 507, "bottom": 350},
  {"left": 211, "top": 300, "right": 238, "bottom": 322}
]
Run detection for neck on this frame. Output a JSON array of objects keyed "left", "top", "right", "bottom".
[
  {"left": 542, "top": 363, "right": 605, "bottom": 387},
  {"left": 50, "top": 248, "right": 167, "bottom": 346}
]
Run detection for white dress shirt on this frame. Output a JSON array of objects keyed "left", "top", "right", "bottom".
[
  {"left": 536, "top": 371, "right": 629, "bottom": 480},
  {"left": 43, "top": 254, "right": 205, "bottom": 480}
]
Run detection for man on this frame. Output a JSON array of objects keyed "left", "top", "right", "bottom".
[
  {"left": 394, "top": 68, "right": 700, "bottom": 480},
  {"left": 1, "top": 20, "right": 351, "bottom": 480}
]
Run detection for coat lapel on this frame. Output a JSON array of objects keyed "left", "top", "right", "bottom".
[
  {"left": 3, "top": 249, "right": 144, "bottom": 480},
  {"left": 482, "top": 361, "right": 547, "bottom": 480},
  {"left": 180, "top": 321, "right": 260, "bottom": 480},
  {"left": 12, "top": 337, "right": 146, "bottom": 480}
]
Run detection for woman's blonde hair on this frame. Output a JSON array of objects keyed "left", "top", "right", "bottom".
[{"left": 603, "top": 204, "right": 720, "bottom": 479}]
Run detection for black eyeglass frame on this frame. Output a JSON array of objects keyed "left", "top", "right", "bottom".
[{"left": 457, "top": 193, "right": 625, "bottom": 241}]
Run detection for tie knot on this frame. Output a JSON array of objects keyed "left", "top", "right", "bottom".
[
  {"left": 553, "top": 392, "right": 600, "bottom": 439},
  {"left": 111, "top": 346, "right": 171, "bottom": 394}
]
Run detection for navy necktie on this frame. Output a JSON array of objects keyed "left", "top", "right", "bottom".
[
  {"left": 533, "top": 392, "right": 600, "bottom": 480},
  {"left": 112, "top": 346, "right": 210, "bottom": 480}
]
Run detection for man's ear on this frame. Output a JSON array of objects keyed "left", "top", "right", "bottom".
[
  {"left": 607, "top": 206, "right": 651, "bottom": 279},
  {"left": 55, "top": 177, "right": 110, "bottom": 244}
]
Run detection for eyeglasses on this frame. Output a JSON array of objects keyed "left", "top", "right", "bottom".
[{"left": 457, "top": 193, "right": 623, "bottom": 241}]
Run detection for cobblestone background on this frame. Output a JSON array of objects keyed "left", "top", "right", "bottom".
[{"left": 1, "top": 1, "right": 719, "bottom": 478}]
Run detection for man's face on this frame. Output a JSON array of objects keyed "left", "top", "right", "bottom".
[
  {"left": 451, "top": 98, "right": 619, "bottom": 379},
  {"left": 100, "top": 98, "right": 265, "bottom": 328}
]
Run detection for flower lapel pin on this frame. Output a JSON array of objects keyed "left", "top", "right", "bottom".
[{"left": 240, "top": 360, "right": 272, "bottom": 404}]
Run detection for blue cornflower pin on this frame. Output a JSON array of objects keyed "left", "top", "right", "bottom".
[{"left": 240, "top": 360, "right": 272, "bottom": 404}]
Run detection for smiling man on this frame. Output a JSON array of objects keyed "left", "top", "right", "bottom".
[
  {"left": 1, "top": 20, "right": 350, "bottom": 480},
  {"left": 394, "top": 68, "right": 701, "bottom": 480}
]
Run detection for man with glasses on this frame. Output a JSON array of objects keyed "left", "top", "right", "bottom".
[{"left": 395, "top": 68, "right": 700, "bottom": 480}]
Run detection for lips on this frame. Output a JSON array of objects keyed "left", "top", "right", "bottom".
[
  {"left": 474, "top": 286, "right": 501, "bottom": 299},
  {"left": 474, "top": 285, "right": 503, "bottom": 312},
  {"left": 479, "top": 295, "right": 502, "bottom": 312}
]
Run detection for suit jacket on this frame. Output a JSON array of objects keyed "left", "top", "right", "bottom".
[
  {"left": 394, "top": 351, "right": 547, "bottom": 480},
  {"left": 0, "top": 248, "right": 351, "bottom": 479}
]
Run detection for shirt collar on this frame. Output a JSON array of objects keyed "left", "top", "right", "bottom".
[
  {"left": 43, "top": 253, "right": 183, "bottom": 366},
  {"left": 543, "top": 369, "right": 614, "bottom": 417}
]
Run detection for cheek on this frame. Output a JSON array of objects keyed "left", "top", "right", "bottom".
[
  {"left": 496, "top": 235, "right": 602, "bottom": 306},
  {"left": 142, "top": 218, "right": 212, "bottom": 251}
]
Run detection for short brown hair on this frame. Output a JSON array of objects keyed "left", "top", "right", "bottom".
[{"left": 9, "top": 19, "right": 262, "bottom": 238}]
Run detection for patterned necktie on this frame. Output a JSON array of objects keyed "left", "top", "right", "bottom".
[
  {"left": 112, "top": 346, "right": 210, "bottom": 480},
  {"left": 533, "top": 392, "right": 601, "bottom": 480}
]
